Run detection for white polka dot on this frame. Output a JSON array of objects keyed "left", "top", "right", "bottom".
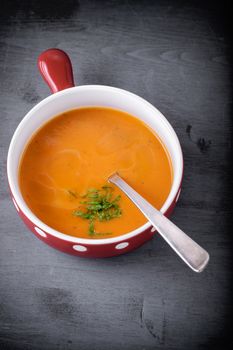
[
  {"left": 176, "top": 189, "right": 181, "bottom": 203},
  {"left": 115, "top": 242, "right": 129, "bottom": 250},
  {"left": 73, "top": 245, "right": 87, "bottom": 252},
  {"left": 151, "top": 227, "right": 156, "bottom": 232},
  {"left": 34, "top": 226, "right": 47, "bottom": 238},
  {"left": 12, "top": 198, "right": 19, "bottom": 212}
]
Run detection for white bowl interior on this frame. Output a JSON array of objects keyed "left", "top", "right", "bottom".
[{"left": 7, "top": 85, "right": 183, "bottom": 244}]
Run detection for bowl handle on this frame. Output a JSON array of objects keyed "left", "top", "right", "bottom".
[{"left": 38, "top": 48, "right": 75, "bottom": 93}]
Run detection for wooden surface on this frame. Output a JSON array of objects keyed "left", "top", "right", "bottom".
[{"left": 0, "top": 1, "right": 232, "bottom": 349}]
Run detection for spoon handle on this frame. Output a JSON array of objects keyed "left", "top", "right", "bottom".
[{"left": 109, "top": 173, "right": 209, "bottom": 272}]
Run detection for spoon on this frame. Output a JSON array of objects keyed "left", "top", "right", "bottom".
[{"left": 108, "top": 172, "right": 209, "bottom": 272}]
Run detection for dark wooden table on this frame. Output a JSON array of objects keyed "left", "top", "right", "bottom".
[{"left": 0, "top": 1, "right": 232, "bottom": 349}]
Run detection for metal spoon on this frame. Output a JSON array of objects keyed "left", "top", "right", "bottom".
[{"left": 108, "top": 172, "right": 209, "bottom": 272}]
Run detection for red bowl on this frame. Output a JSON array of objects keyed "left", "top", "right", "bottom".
[{"left": 7, "top": 49, "right": 183, "bottom": 258}]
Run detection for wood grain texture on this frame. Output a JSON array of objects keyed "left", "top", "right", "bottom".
[{"left": 0, "top": 1, "right": 232, "bottom": 349}]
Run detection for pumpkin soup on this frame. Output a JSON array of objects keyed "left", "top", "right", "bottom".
[{"left": 19, "top": 107, "right": 172, "bottom": 238}]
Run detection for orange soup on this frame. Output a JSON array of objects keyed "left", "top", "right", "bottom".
[{"left": 19, "top": 107, "right": 172, "bottom": 238}]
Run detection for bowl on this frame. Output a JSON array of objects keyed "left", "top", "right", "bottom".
[{"left": 7, "top": 49, "right": 183, "bottom": 257}]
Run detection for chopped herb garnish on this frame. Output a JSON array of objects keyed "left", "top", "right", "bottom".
[
  {"left": 67, "top": 189, "right": 78, "bottom": 198},
  {"left": 73, "top": 186, "right": 122, "bottom": 237},
  {"left": 88, "top": 219, "right": 95, "bottom": 236}
]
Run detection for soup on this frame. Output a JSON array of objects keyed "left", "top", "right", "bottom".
[{"left": 19, "top": 107, "right": 172, "bottom": 239}]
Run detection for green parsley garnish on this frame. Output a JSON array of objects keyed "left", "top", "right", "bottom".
[
  {"left": 73, "top": 186, "right": 122, "bottom": 236},
  {"left": 66, "top": 189, "right": 78, "bottom": 198}
]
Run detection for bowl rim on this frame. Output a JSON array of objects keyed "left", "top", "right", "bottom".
[{"left": 7, "top": 84, "right": 183, "bottom": 245}]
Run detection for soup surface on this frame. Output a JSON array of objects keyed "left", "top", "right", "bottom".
[{"left": 19, "top": 107, "right": 172, "bottom": 238}]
